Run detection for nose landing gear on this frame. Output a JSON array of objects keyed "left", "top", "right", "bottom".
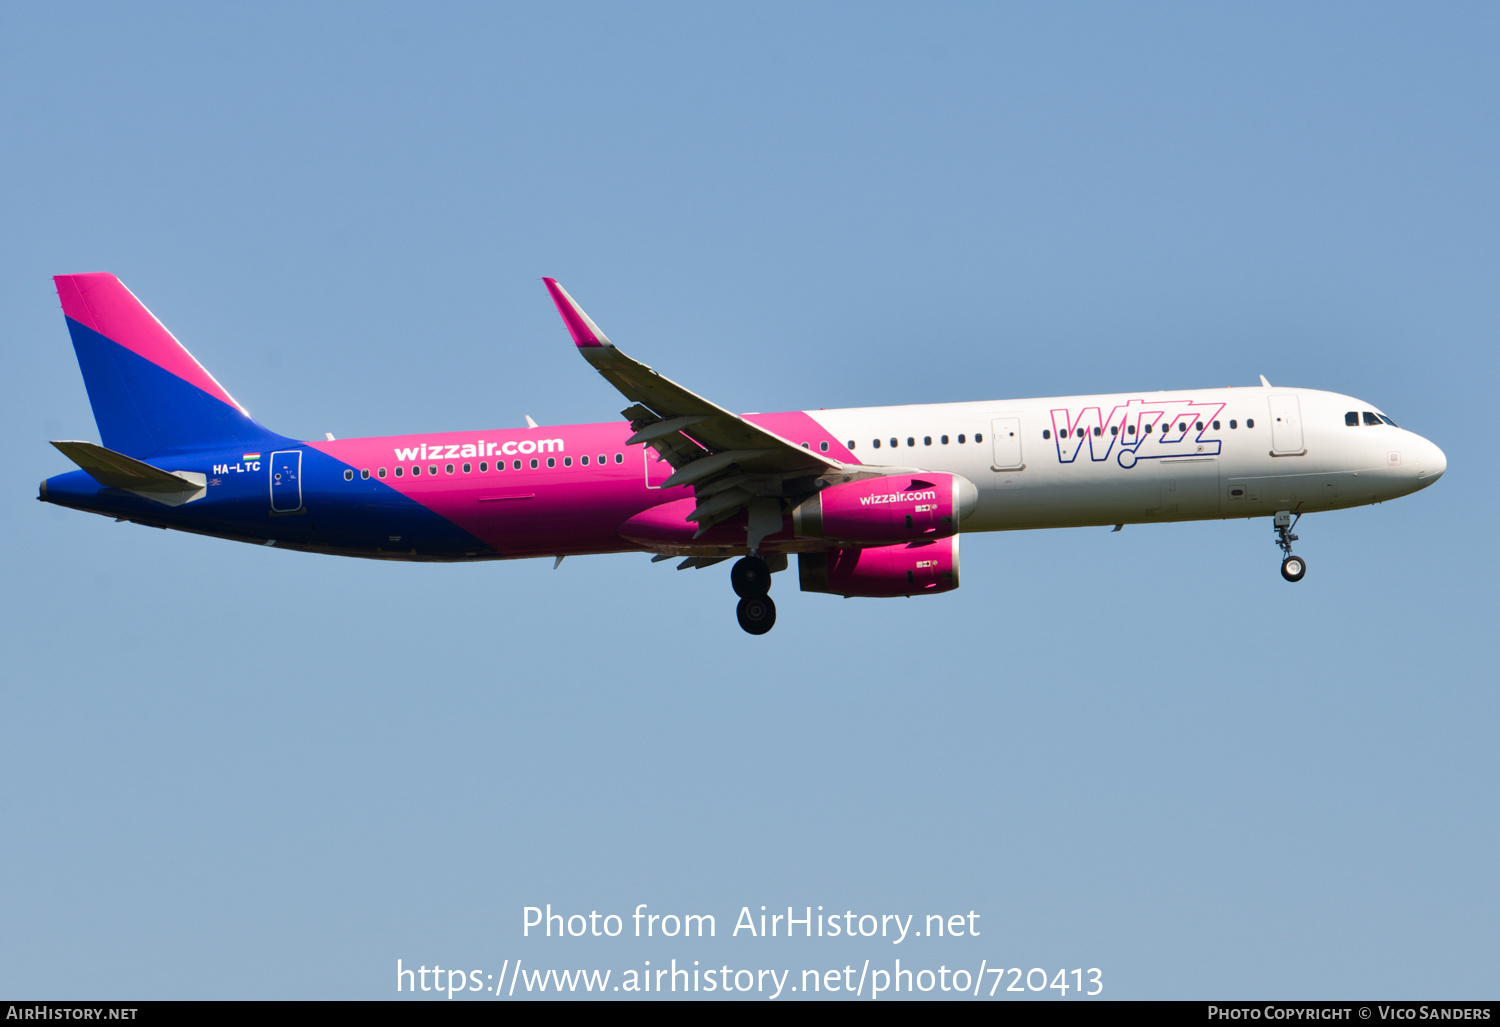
[
  {"left": 732, "top": 555, "right": 776, "bottom": 634},
  {"left": 1274, "top": 511, "right": 1306, "bottom": 582}
]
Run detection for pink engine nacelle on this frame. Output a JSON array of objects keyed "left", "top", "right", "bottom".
[
  {"left": 798, "top": 536, "right": 960, "bottom": 598},
  {"left": 792, "top": 473, "right": 977, "bottom": 545}
]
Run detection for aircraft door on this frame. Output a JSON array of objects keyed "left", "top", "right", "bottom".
[
  {"left": 1269, "top": 396, "right": 1304, "bottom": 454},
  {"left": 644, "top": 446, "right": 673, "bottom": 488},
  {"left": 990, "top": 417, "right": 1023, "bottom": 470},
  {"left": 270, "top": 450, "right": 303, "bottom": 512}
]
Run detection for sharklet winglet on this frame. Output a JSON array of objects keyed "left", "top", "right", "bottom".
[{"left": 542, "top": 278, "right": 611, "bottom": 348}]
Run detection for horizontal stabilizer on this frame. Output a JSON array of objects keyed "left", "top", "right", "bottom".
[{"left": 51, "top": 440, "right": 207, "bottom": 506}]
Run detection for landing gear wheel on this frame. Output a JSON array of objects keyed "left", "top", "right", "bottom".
[
  {"left": 736, "top": 595, "right": 776, "bottom": 635},
  {"left": 1272, "top": 512, "right": 1305, "bottom": 583},
  {"left": 731, "top": 555, "right": 772, "bottom": 598}
]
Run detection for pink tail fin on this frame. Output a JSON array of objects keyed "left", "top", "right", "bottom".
[{"left": 55, "top": 273, "right": 246, "bottom": 413}]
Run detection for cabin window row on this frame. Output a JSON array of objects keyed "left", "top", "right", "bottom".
[
  {"left": 342, "top": 452, "right": 625, "bottom": 481},
  {"left": 846, "top": 434, "right": 984, "bottom": 450},
  {"left": 1041, "top": 418, "right": 1252, "bottom": 440}
]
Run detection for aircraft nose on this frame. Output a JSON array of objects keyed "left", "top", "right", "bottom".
[{"left": 1418, "top": 437, "right": 1446, "bottom": 483}]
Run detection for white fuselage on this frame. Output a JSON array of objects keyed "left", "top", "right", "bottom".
[{"left": 810, "top": 385, "right": 1446, "bottom": 531}]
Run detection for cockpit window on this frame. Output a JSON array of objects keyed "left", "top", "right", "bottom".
[
  {"left": 1345, "top": 411, "right": 1359, "bottom": 426},
  {"left": 1379, "top": 414, "right": 1398, "bottom": 427},
  {"left": 1363, "top": 411, "right": 1382, "bottom": 426}
]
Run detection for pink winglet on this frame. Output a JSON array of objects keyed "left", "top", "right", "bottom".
[
  {"left": 54, "top": 273, "right": 247, "bottom": 414},
  {"left": 542, "top": 278, "right": 610, "bottom": 348}
]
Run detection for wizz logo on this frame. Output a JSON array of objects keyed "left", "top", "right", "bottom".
[{"left": 1051, "top": 399, "right": 1226, "bottom": 468}]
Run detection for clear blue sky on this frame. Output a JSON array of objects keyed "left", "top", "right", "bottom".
[{"left": 1, "top": 2, "right": 1494, "bottom": 1000}]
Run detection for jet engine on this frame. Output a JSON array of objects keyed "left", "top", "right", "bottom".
[
  {"left": 792, "top": 473, "right": 978, "bottom": 545},
  {"left": 798, "top": 536, "right": 960, "bottom": 598}
]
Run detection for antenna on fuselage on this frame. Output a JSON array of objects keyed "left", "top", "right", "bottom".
[
  {"left": 525, "top": 415, "right": 539, "bottom": 428},
  {"left": 1259, "top": 375, "right": 1272, "bottom": 387}
]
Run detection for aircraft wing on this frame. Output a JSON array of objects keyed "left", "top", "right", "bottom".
[{"left": 543, "top": 278, "right": 846, "bottom": 530}]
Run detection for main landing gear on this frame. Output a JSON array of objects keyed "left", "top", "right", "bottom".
[
  {"left": 732, "top": 555, "right": 776, "bottom": 635},
  {"left": 1274, "top": 511, "right": 1306, "bottom": 582}
]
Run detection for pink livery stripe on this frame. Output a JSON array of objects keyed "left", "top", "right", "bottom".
[{"left": 54, "top": 273, "right": 248, "bottom": 414}]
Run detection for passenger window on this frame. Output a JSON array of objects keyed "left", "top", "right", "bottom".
[
  {"left": 564, "top": 456, "right": 572, "bottom": 466},
  {"left": 923, "top": 436, "right": 931, "bottom": 446},
  {"left": 1363, "top": 411, "right": 1381, "bottom": 426},
  {"left": 975, "top": 434, "right": 982, "bottom": 442},
  {"left": 1230, "top": 419, "right": 1237, "bottom": 429},
  {"left": 378, "top": 468, "right": 387, "bottom": 478},
  {"left": 429, "top": 465, "right": 437, "bottom": 475},
  {"left": 907, "top": 437, "right": 914, "bottom": 447},
  {"left": 1345, "top": 411, "right": 1359, "bottom": 426},
  {"left": 801, "top": 442, "right": 809, "bottom": 449},
  {"left": 873, "top": 439, "right": 881, "bottom": 449},
  {"left": 598, "top": 455, "right": 606, "bottom": 465},
  {"left": 1128, "top": 425, "right": 1136, "bottom": 435},
  {"left": 581, "top": 455, "right": 589, "bottom": 465},
  {"left": 847, "top": 440, "right": 856, "bottom": 449},
  {"left": 1195, "top": 421, "right": 1203, "bottom": 431},
  {"left": 1042, "top": 430, "right": 1051, "bottom": 440},
  {"left": 890, "top": 438, "right": 898, "bottom": 448},
  {"left": 513, "top": 460, "right": 522, "bottom": 470},
  {"left": 820, "top": 441, "right": 829, "bottom": 452},
  {"left": 615, "top": 453, "right": 623, "bottom": 463},
  {"left": 1212, "top": 421, "right": 1220, "bottom": 430},
  {"left": 1247, "top": 419, "right": 1255, "bottom": 428},
  {"left": 479, "top": 462, "right": 487, "bottom": 472},
  {"left": 446, "top": 463, "right": 454, "bottom": 474},
  {"left": 1145, "top": 424, "right": 1152, "bottom": 433},
  {"left": 464, "top": 462, "right": 472, "bottom": 473},
  {"left": 395, "top": 466, "right": 404, "bottom": 477},
  {"left": 361, "top": 469, "right": 370, "bottom": 480},
  {"left": 343, "top": 469, "right": 353, "bottom": 481},
  {"left": 1110, "top": 426, "right": 1118, "bottom": 436},
  {"left": 941, "top": 435, "right": 949, "bottom": 444},
  {"left": 530, "top": 459, "right": 539, "bottom": 469},
  {"left": 958, "top": 434, "right": 966, "bottom": 443},
  {"left": 1076, "top": 428, "right": 1085, "bottom": 439},
  {"left": 1092, "top": 427, "right": 1101, "bottom": 437},
  {"left": 412, "top": 466, "right": 421, "bottom": 476},
  {"left": 547, "top": 457, "right": 556, "bottom": 468}
]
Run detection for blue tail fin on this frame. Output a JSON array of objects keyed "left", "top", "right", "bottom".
[{"left": 55, "top": 273, "right": 279, "bottom": 457}]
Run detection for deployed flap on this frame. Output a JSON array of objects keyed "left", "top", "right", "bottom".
[
  {"left": 543, "top": 279, "right": 838, "bottom": 479},
  {"left": 51, "top": 440, "right": 207, "bottom": 506}
]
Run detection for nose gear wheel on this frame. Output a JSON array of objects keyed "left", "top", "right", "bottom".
[{"left": 1273, "top": 512, "right": 1306, "bottom": 583}]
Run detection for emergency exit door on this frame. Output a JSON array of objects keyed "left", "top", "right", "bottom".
[
  {"left": 990, "top": 417, "right": 1023, "bottom": 469},
  {"left": 270, "top": 450, "right": 303, "bottom": 512}
]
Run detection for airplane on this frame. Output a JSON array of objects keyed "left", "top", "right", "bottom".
[{"left": 39, "top": 273, "right": 1446, "bottom": 634}]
